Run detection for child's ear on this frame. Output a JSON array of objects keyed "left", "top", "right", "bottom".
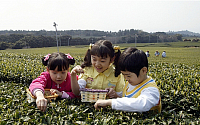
[
  {"left": 110, "top": 56, "right": 115, "bottom": 63},
  {"left": 46, "top": 67, "right": 49, "bottom": 72},
  {"left": 67, "top": 67, "right": 70, "bottom": 72},
  {"left": 141, "top": 67, "right": 147, "bottom": 74}
]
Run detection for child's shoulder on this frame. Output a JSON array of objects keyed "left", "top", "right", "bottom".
[
  {"left": 41, "top": 71, "right": 49, "bottom": 75},
  {"left": 40, "top": 71, "right": 50, "bottom": 78}
]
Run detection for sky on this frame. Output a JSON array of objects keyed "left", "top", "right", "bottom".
[{"left": 1, "top": 0, "right": 200, "bottom": 33}]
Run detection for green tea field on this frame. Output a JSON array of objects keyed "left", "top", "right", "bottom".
[{"left": 0, "top": 42, "right": 199, "bottom": 124}]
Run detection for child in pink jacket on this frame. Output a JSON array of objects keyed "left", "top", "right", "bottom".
[{"left": 29, "top": 52, "right": 78, "bottom": 112}]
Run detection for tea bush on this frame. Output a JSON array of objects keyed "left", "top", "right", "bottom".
[{"left": 0, "top": 48, "right": 199, "bottom": 124}]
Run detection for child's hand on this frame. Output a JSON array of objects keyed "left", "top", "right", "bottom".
[
  {"left": 36, "top": 95, "right": 47, "bottom": 112},
  {"left": 71, "top": 65, "right": 84, "bottom": 75},
  {"left": 50, "top": 89, "right": 62, "bottom": 97},
  {"left": 106, "top": 87, "right": 119, "bottom": 98},
  {"left": 94, "top": 100, "right": 112, "bottom": 110}
]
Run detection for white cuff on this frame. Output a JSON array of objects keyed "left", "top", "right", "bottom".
[
  {"left": 61, "top": 91, "right": 70, "bottom": 98},
  {"left": 33, "top": 89, "right": 43, "bottom": 96},
  {"left": 78, "top": 79, "right": 87, "bottom": 89},
  {"left": 116, "top": 91, "right": 123, "bottom": 97}
]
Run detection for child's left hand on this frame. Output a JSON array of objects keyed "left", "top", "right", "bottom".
[
  {"left": 50, "top": 89, "right": 62, "bottom": 97},
  {"left": 106, "top": 87, "right": 119, "bottom": 98}
]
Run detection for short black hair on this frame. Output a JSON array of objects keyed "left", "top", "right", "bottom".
[{"left": 118, "top": 47, "right": 148, "bottom": 77}]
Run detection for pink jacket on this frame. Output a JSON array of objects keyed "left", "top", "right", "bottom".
[{"left": 29, "top": 71, "right": 79, "bottom": 99}]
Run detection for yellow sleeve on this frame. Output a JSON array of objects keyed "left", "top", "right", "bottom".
[{"left": 115, "top": 73, "right": 125, "bottom": 92}]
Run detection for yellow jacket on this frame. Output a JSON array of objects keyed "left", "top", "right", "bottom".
[{"left": 79, "top": 65, "right": 125, "bottom": 92}]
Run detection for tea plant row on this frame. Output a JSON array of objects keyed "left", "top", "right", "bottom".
[{"left": 0, "top": 52, "right": 199, "bottom": 124}]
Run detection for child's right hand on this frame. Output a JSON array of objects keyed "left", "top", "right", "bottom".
[
  {"left": 71, "top": 65, "right": 84, "bottom": 75},
  {"left": 35, "top": 91, "right": 47, "bottom": 112},
  {"left": 94, "top": 99, "right": 112, "bottom": 110},
  {"left": 36, "top": 96, "right": 47, "bottom": 112}
]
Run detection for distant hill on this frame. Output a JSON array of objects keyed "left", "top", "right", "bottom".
[{"left": 167, "top": 30, "right": 200, "bottom": 37}]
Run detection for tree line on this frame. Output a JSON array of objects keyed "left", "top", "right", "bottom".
[{"left": 0, "top": 29, "right": 183, "bottom": 50}]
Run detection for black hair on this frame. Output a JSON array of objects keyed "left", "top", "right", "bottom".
[
  {"left": 42, "top": 52, "right": 75, "bottom": 71},
  {"left": 81, "top": 40, "right": 121, "bottom": 77},
  {"left": 118, "top": 47, "right": 148, "bottom": 77}
]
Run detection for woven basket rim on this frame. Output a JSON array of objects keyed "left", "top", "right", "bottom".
[
  {"left": 79, "top": 88, "right": 108, "bottom": 92},
  {"left": 26, "top": 88, "right": 58, "bottom": 99}
]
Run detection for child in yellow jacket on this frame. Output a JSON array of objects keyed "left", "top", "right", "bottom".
[{"left": 71, "top": 40, "right": 125, "bottom": 98}]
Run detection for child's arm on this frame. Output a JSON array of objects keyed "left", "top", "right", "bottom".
[
  {"left": 29, "top": 72, "right": 49, "bottom": 94},
  {"left": 94, "top": 87, "right": 160, "bottom": 112},
  {"left": 111, "top": 87, "right": 160, "bottom": 112},
  {"left": 70, "top": 65, "right": 84, "bottom": 96}
]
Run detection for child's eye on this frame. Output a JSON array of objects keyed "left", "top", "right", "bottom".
[{"left": 92, "top": 59, "right": 97, "bottom": 61}]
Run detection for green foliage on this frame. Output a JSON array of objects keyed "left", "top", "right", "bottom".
[
  {"left": 0, "top": 45, "right": 200, "bottom": 124},
  {"left": 0, "top": 42, "right": 10, "bottom": 50},
  {"left": 1, "top": 29, "right": 192, "bottom": 49},
  {"left": 0, "top": 62, "right": 199, "bottom": 124}
]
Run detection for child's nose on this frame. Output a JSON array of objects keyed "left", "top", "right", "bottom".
[
  {"left": 57, "top": 74, "right": 61, "bottom": 78},
  {"left": 95, "top": 61, "right": 100, "bottom": 66}
]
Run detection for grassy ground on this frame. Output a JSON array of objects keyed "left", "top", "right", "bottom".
[{"left": 1, "top": 41, "right": 200, "bottom": 66}]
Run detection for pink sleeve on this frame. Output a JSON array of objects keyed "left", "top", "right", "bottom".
[{"left": 29, "top": 72, "right": 49, "bottom": 94}]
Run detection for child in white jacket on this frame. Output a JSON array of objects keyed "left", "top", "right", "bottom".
[{"left": 94, "top": 47, "right": 161, "bottom": 113}]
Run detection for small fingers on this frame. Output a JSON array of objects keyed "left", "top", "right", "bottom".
[
  {"left": 94, "top": 101, "right": 102, "bottom": 110},
  {"left": 50, "top": 89, "right": 56, "bottom": 95},
  {"left": 75, "top": 68, "right": 84, "bottom": 73},
  {"left": 94, "top": 103, "right": 99, "bottom": 110},
  {"left": 76, "top": 66, "right": 84, "bottom": 72},
  {"left": 71, "top": 66, "right": 84, "bottom": 74},
  {"left": 107, "top": 88, "right": 114, "bottom": 95},
  {"left": 36, "top": 99, "right": 47, "bottom": 112}
]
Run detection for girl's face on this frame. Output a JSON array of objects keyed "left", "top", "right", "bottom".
[
  {"left": 121, "top": 67, "right": 147, "bottom": 86},
  {"left": 91, "top": 55, "right": 113, "bottom": 73},
  {"left": 47, "top": 67, "right": 68, "bottom": 84}
]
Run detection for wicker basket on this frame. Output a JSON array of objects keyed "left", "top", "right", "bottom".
[
  {"left": 80, "top": 88, "right": 108, "bottom": 102},
  {"left": 26, "top": 89, "right": 58, "bottom": 103}
]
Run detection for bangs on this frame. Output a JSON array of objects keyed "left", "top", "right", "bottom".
[
  {"left": 48, "top": 58, "right": 68, "bottom": 71},
  {"left": 90, "top": 45, "right": 112, "bottom": 58}
]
